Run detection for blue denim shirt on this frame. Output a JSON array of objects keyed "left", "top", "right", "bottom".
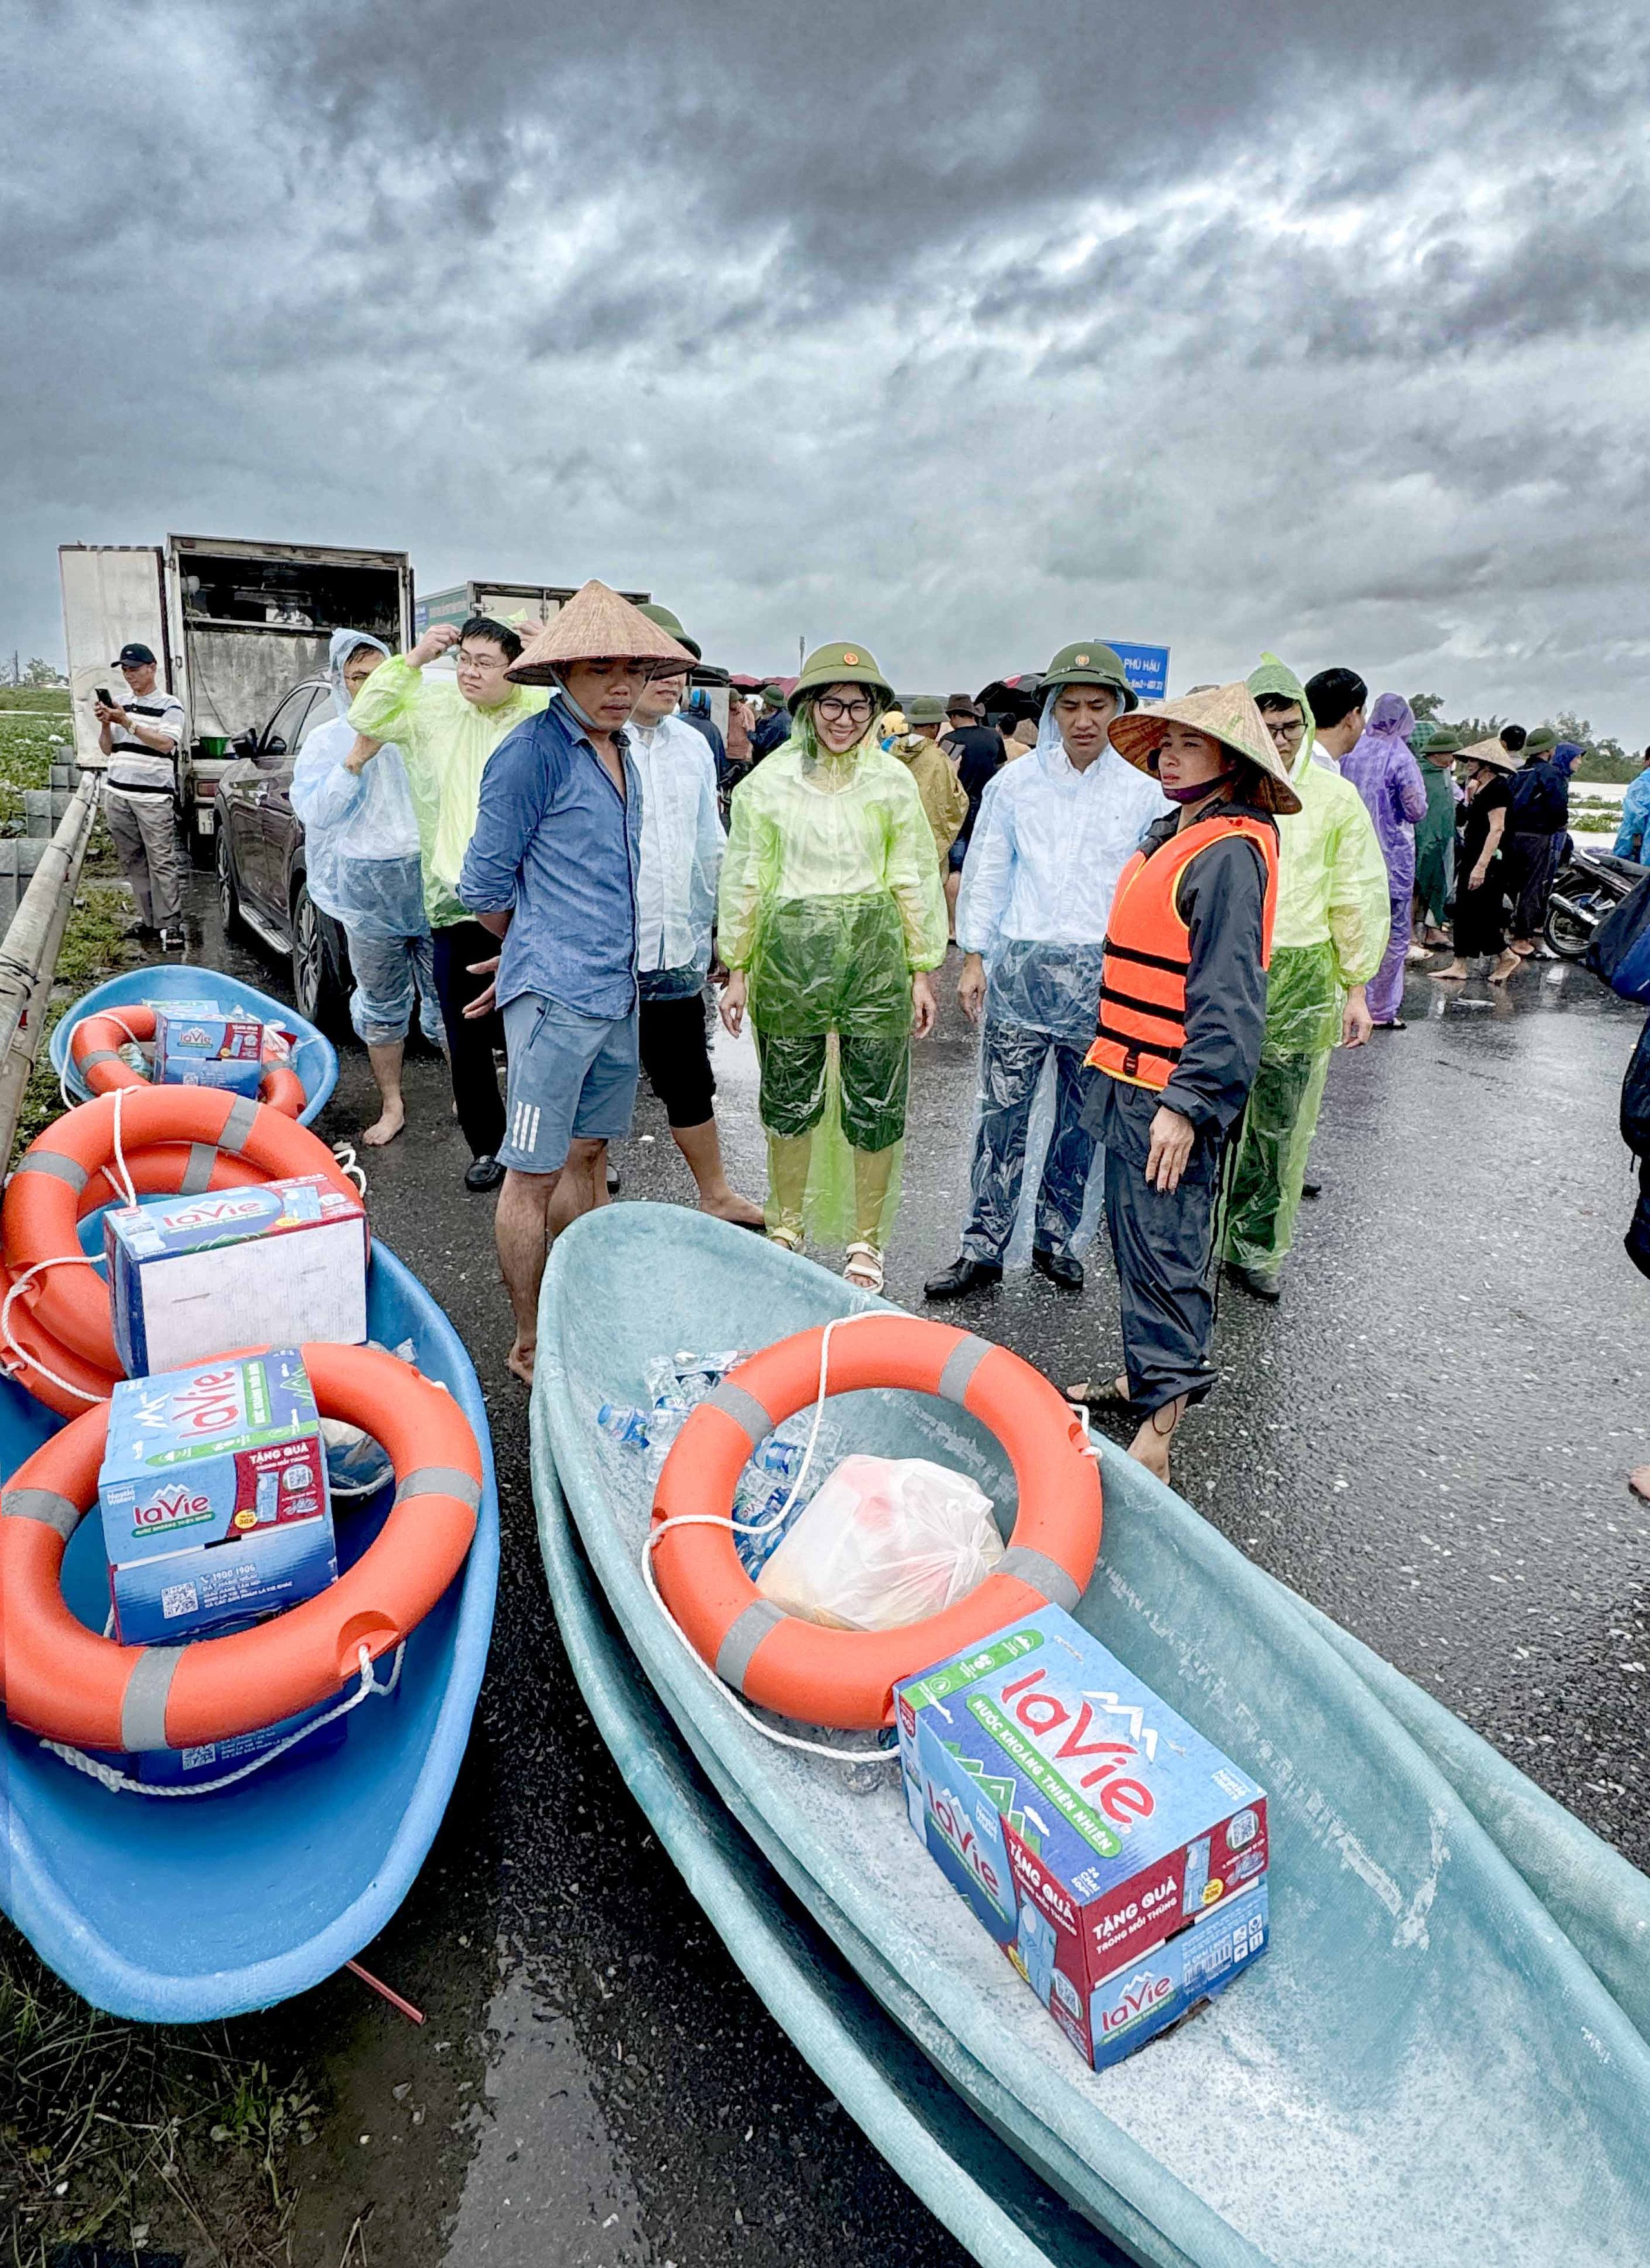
[{"left": 458, "top": 699, "right": 641, "bottom": 1020}]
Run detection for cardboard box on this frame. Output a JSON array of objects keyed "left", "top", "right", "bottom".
[
  {"left": 1020, "top": 1877, "right": 1270, "bottom": 2070},
  {"left": 105, "top": 1176, "right": 368, "bottom": 1377},
  {"left": 99, "top": 1350, "right": 336, "bottom": 1644},
  {"left": 87, "top": 1693, "right": 349, "bottom": 1786},
  {"left": 896, "top": 1605, "right": 1268, "bottom": 1980},
  {"left": 153, "top": 1001, "right": 266, "bottom": 1096}
]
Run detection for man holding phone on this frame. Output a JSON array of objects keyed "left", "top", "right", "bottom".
[{"left": 95, "top": 641, "right": 187, "bottom": 947}]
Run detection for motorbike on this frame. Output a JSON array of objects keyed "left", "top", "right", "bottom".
[{"left": 1544, "top": 838, "right": 1647, "bottom": 959}]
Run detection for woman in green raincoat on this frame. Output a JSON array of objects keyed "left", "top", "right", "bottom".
[{"left": 718, "top": 643, "right": 949, "bottom": 1291}]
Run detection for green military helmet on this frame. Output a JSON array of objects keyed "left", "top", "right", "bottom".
[
  {"left": 1040, "top": 641, "right": 1138, "bottom": 711},
  {"left": 636, "top": 603, "right": 702, "bottom": 662},
  {"left": 904, "top": 693, "right": 947, "bottom": 724},
  {"left": 1422, "top": 724, "right": 1462, "bottom": 755},
  {"left": 788, "top": 641, "right": 895, "bottom": 713},
  {"left": 1522, "top": 725, "right": 1558, "bottom": 758}
]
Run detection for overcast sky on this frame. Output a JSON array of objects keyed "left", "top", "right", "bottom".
[{"left": 5, "top": 0, "right": 1648, "bottom": 736}]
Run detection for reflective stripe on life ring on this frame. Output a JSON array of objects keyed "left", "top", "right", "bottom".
[
  {"left": 69, "top": 1006, "right": 305, "bottom": 1116},
  {"left": 2, "top": 1089, "right": 362, "bottom": 1371},
  {"left": 0, "top": 1342, "right": 481, "bottom": 1752},
  {"left": 650, "top": 1316, "right": 1102, "bottom": 1731}
]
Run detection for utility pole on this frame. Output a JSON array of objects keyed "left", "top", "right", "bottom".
[{"left": 797, "top": 634, "right": 805, "bottom": 671}]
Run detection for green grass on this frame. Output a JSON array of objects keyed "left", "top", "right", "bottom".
[
  {"left": 8, "top": 882, "right": 141, "bottom": 1165},
  {"left": 1, "top": 1937, "right": 310, "bottom": 2266},
  {"left": 0, "top": 713, "right": 68, "bottom": 795},
  {"left": 0, "top": 687, "right": 70, "bottom": 713}
]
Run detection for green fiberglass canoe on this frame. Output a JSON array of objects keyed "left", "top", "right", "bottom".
[{"left": 533, "top": 1203, "right": 1650, "bottom": 2268}]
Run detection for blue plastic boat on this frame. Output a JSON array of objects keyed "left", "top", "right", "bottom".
[
  {"left": 534, "top": 1205, "right": 1650, "bottom": 2268},
  {"left": 50, "top": 964, "right": 338, "bottom": 1127},
  {"left": 0, "top": 1241, "right": 497, "bottom": 2022}
]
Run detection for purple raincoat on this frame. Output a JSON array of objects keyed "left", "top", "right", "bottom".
[{"left": 1340, "top": 693, "right": 1430, "bottom": 1025}]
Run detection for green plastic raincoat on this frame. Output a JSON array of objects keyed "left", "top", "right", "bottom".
[
  {"left": 719, "top": 713, "right": 948, "bottom": 1246},
  {"left": 1223, "top": 657, "right": 1390, "bottom": 1277},
  {"left": 346, "top": 654, "right": 548, "bottom": 929}
]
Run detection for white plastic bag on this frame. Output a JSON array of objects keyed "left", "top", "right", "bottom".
[{"left": 755, "top": 1454, "right": 1004, "bottom": 1632}]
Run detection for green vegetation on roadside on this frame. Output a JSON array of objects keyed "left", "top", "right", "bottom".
[
  {"left": 1, "top": 1937, "right": 313, "bottom": 2265},
  {"left": 8, "top": 884, "right": 140, "bottom": 1165}
]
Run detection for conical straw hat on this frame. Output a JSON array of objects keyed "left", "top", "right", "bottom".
[
  {"left": 1457, "top": 735, "right": 1519, "bottom": 772},
  {"left": 1109, "top": 680, "right": 1303, "bottom": 816},
  {"left": 505, "top": 580, "right": 698, "bottom": 686}
]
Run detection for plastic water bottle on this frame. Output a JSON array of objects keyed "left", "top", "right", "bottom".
[
  {"left": 597, "top": 1403, "right": 651, "bottom": 1449},
  {"left": 1182, "top": 1833, "right": 1211, "bottom": 1917},
  {"left": 255, "top": 1471, "right": 280, "bottom": 1524},
  {"left": 748, "top": 1435, "right": 806, "bottom": 1478},
  {"left": 1017, "top": 1898, "right": 1057, "bottom": 2003}
]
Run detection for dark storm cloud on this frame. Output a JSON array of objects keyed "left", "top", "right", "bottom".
[{"left": 3, "top": 0, "right": 1649, "bottom": 732}]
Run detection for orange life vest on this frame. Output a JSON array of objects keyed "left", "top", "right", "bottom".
[{"left": 1084, "top": 810, "right": 1279, "bottom": 1093}]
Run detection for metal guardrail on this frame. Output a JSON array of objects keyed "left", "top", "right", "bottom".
[{"left": 0, "top": 773, "right": 101, "bottom": 1164}]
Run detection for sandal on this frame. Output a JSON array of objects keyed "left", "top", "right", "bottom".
[
  {"left": 768, "top": 1222, "right": 804, "bottom": 1254},
  {"left": 1065, "top": 1374, "right": 1133, "bottom": 1412},
  {"left": 844, "top": 1242, "right": 885, "bottom": 1294}
]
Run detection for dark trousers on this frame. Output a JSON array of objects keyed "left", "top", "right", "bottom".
[
  {"left": 432, "top": 919, "right": 507, "bottom": 1158},
  {"left": 960, "top": 1022, "right": 1098, "bottom": 1263},
  {"left": 1505, "top": 831, "right": 1560, "bottom": 941},
  {"left": 1094, "top": 1079, "right": 1223, "bottom": 1416}
]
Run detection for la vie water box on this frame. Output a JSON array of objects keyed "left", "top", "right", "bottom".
[
  {"left": 105, "top": 1174, "right": 367, "bottom": 1376},
  {"left": 98, "top": 1348, "right": 336, "bottom": 1645},
  {"left": 895, "top": 1605, "right": 1270, "bottom": 2069},
  {"left": 152, "top": 1001, "right": 267, "bottom": 1097}
]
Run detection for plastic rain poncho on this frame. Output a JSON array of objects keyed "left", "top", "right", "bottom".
[
  {"left": 630, "top": 710, "right": 723, "bottom": 994},
  {"left": 289, "top": 632, "right": 429, "bottom": 939},
  {"left": 957, "top": 690, "right": 1167, "bottom": 1045},
  {"left": 719, "top": 706, "right": 948, "bottom": 1248},
  {"left": 1339, "top": 693, "right": 1428, "bottom": 1023},
  {"left": 1223, "top": 656, "right": 1391, "bottom": 1276},
  {"left": 346, "top": 650, "right": 547, "bottom": 929}
]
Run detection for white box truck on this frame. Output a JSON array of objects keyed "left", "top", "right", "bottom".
[
  {"left": 60, "top": 534, "right": 412, "bottom": 860},
  {"left": 412, "top": 578, "right": 650, "bottom": 638}
]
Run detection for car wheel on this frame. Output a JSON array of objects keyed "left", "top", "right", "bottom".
[
  {"left": 217, "top": 828, "right": 243, "bottom": 938},
  {"left": 290, "top": 879, "right": 350, "bottom": 1034}
]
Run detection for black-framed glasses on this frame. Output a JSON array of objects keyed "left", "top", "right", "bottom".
[{"left": 816, "top": 696, "right": 874, "bottom": 723}]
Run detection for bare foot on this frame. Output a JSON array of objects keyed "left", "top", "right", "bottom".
[
  {"left": 507, "top": 1338, "right": 535, "bottom": 1384},
  {"left": 1628, "top": 1467, "right": 1650, "bottom": 1504},
  {"left": 701, "top": 1190, "right": 766, "bottom": 1228},
  {"left": 1489, "top": 952, "right": 1521, "bottom": 984},
  {"left": 1430, "top": 962, "right": 1470, "bottom": 982},
  {"left": 1127, "top": 1431, "right": 1172, "bottom": 1484},
  {"left": 362, "top": 1101, "right": 407, "bottom": 1147}
]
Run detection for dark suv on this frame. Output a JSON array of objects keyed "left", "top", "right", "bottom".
[{"left": 215, "top": 677, "right": 353, "bottom": 1029}]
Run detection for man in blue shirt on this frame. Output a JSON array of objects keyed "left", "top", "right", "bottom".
[{"left": 460, "top": 582, "right": 697, "bottom": 1381}]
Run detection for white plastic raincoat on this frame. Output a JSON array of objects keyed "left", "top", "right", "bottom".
[
  {"left": 957, "top": 692, "right": 1166, "bottom": 1045},
  {"left": 290, "top": 632, "right": 429, "bottom": 939}
]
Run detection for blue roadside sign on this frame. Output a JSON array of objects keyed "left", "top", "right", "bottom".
[{"left": 1103, "top": 641, "right": 1170, "bottom": 701}]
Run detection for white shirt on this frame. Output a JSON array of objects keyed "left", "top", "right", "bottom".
[
  {"left": 106, "top": 685, "right": 185, "bottom": 794},
  {"left": 631, "top": 711, "right": 724, "bottom": 976},
  {"left": 956, "top": 737, "right": 1167, "bottom": 955}
]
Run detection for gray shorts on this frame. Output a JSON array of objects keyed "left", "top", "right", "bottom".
[{"left": 498, "top": 993, "right": 638, "bottom": 1174}]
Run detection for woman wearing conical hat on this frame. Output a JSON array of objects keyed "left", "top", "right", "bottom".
[
  {"left": 717, "top": 643, "right": 949, "bottom": 1290},
  {"left": 1069, "top": 682, "right": 1298, "bottom": 1486}
]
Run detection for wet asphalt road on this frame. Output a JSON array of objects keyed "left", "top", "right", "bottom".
[{"left": 151, "top": 883, "right": 1650, "bottom": 2263}]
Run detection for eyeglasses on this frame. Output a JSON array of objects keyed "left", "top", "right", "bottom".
[
  {"left": 815, "top": 697, "right": 873, "bottom": 724},
  {"left": 1265, "top": 717, "right": 1305, "bottom": 746}
]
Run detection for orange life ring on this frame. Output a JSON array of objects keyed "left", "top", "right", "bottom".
[
  {"left": 2, "top": 1089, "right": 361, "bottom": 1373},
  {"left": 650, "top": 1316, "right": 1102, "bottom": 1731},
  {"left": 75, "top": 1144, "right": 265, "bottom": 1221},
  {"left": 0, "top": 1341, "right": 481, "bottom": 1753},
  {"left": 69, "top": 1006, "right": 305, "bottom": 1116}
]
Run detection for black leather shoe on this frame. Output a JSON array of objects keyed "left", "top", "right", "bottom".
[
  {"left": 1225, "top": 1261, "right": 1281, "bottom": 1302},
  {"left": 465, "top": 1154, "right": 507, "bottom": 1192},
  {"left": 924, "top": 1255, "right": 1003, "bottom": 1301},
  {"left": 1032, "top": 1246, "right": 1084, "bottom": 1292},
  {"left": 606, "top": 1165, "right": 621, "bottom": 1195}
]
